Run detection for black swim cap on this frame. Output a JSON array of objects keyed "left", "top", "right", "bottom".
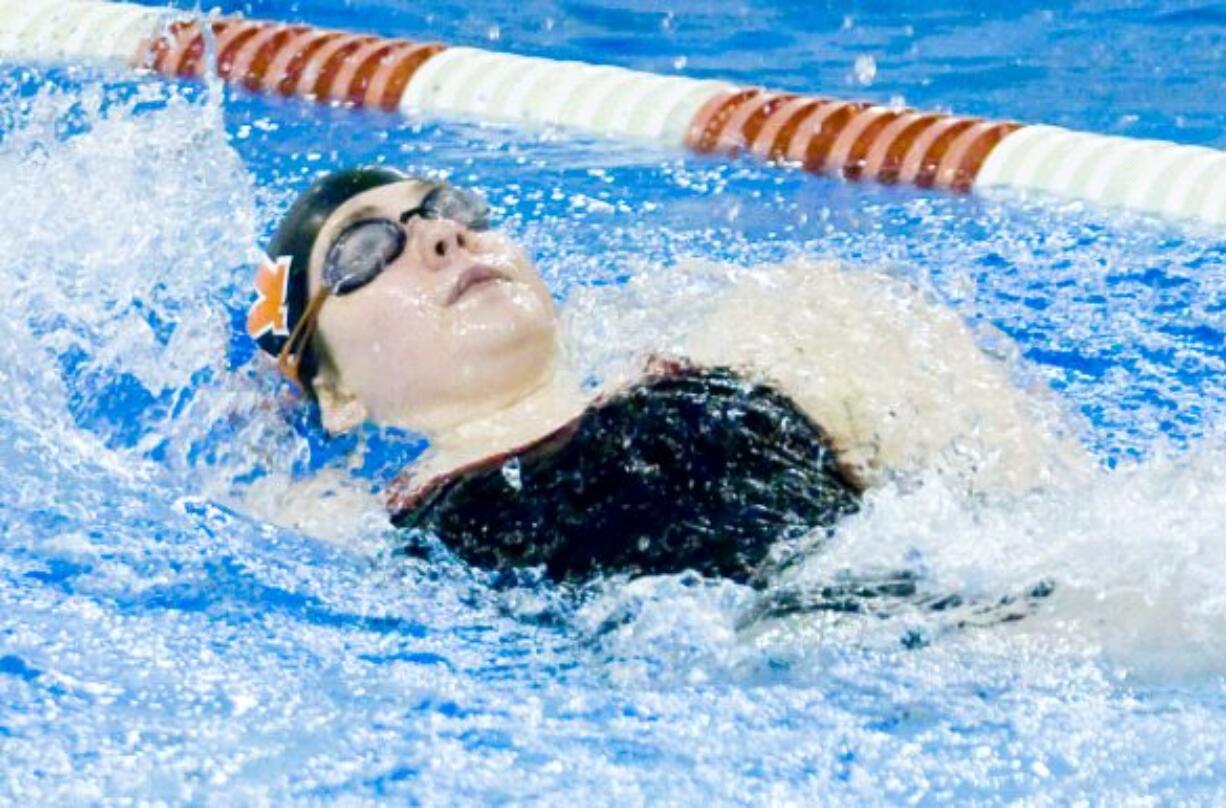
[{"left": 247, "top": 165, "right": 407, "bottom": 394}]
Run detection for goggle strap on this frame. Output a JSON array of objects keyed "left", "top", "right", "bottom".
[{"left": 276, "top": 287, "right": 331, "bottom": 389}]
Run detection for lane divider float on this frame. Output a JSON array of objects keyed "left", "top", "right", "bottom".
[{"left": 0, "top": 0, "right": 1222, "bottom": 227}]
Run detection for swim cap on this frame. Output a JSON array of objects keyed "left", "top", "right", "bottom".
[{"left": 247, "top": 165, "right": 407, "bottom": 394}]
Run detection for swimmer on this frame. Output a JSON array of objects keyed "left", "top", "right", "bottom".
[{"left": 247, "top": 166, "right": 1084, "bottom": 587}]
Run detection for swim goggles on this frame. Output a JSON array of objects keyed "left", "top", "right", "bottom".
[{"left": 277, "top": 184, "right": 492, "bottom": 385}]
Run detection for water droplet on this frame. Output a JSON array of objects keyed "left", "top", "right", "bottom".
[
  {"left": 854, "top": 54, "right": 877, "bottom": 86},
  {"left": 501, "top": 458, "right": 523, "bottom": 491}
]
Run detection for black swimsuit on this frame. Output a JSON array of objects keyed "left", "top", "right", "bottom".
[{"left": 389, "top": 365, "right": 861, "bottom": 584}]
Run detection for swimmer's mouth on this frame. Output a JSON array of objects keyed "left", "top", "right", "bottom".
[{"left": 447, "top": 265, "right": 510, "bottom": 305}]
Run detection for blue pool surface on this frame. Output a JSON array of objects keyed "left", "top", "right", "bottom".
[{"left": 0, "top": 0, "right": 1223, "bottom": 804}]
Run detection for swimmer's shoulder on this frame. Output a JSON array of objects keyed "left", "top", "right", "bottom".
[{"left": 681, "top": 258, "right": 1093, "bottom": 493}]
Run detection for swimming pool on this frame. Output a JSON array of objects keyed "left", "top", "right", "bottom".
[{"left": 0, "top": 0, "right": 1223, "bottom": 803}]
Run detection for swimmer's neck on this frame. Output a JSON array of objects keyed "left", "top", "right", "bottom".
[{"left": 418, "top": 366, "right": 592, "bottom": 472}]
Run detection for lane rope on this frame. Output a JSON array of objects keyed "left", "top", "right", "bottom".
[{"left": 1, "top": 0, "right": 1222, "bottom": 227}]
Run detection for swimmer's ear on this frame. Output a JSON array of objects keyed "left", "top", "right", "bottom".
[{"left": 312, "top": 369, "right": 368, "bottom": 435}]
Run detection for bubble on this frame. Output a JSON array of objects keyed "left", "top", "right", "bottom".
[{"left": 854, "top": 54, "right": 878, "bottom": 86}]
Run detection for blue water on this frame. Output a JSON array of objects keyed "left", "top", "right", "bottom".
[{"left": 1, "top": 0, "right": 1223, "bottom": 803}]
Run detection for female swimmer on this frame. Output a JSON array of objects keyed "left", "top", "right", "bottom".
[{"left": 247, "top": 166, "right": 1080, "bottom": 587}]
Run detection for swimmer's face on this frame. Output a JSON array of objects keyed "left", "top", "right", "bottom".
[{"left": 307, "top": 179, "right": 558, "bottom": 433}]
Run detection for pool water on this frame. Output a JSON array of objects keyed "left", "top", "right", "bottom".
[{"left": 1, "top": 0, "right": 1223, "bottom": 804}]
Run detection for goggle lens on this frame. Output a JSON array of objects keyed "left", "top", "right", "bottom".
[
  {"left": 416, "top": 185, "right": 491, "bottom": 232},
  {"left": 323, "top": 218, "right": 407, "bottom": 295}
]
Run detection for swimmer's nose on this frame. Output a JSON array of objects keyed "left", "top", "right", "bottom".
[{"left": 410, "top": 217, "right": 474, "bottom": 272}]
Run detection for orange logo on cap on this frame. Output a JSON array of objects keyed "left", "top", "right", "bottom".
[{"left": 247, "top": 254, "right": 293, "bottom": 340}]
